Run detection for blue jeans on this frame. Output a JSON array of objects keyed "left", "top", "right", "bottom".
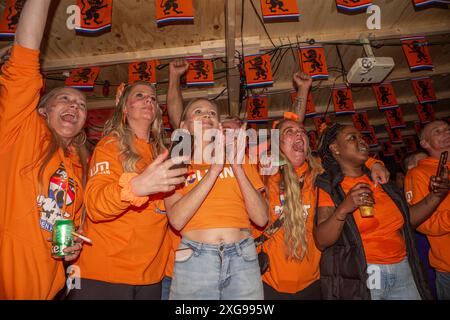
[
  {"left": 161, "top": 276, "right": 172, "bottom": 300},
  {"left": 367, "top": 257, "right": 421, "bottom": 300},
  {"left": 436, "top": 271, "right": 450, "bottom": 300},
  {"left": 169, "top": 237, "right": 263, "bottom": 300}
]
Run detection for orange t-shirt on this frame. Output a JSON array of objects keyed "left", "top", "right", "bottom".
[
  {"left": 253, "top": 163, "right": 321, "bottom": 294},
  {"left": 175, "top": 162, "right": 265, "bottom": 231},
  {"left": 0, "top": 45, "right": 84, "bottom": 299},
  {"left": 404, "top": 157, "right": 450, "bottom": 273},
  {"left": 75, "top": 135, "right": 170, "bottom": 285},
  {"left": 318, "top": 175, "right": 406, "bottom": 265}
]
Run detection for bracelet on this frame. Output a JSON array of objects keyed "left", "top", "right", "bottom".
[{"left": 118, "top": 173, "right": 149, "bottom": 207}]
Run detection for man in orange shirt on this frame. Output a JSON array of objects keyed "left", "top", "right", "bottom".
[{"left": 405, "top": 120, "right": 450, "bottom": 300}]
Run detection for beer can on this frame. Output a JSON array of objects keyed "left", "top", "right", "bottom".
[
  {"left": 52, "top": 219, "right": 75, "bottom": 258},
  {"left": 359, "top": 205, "right": 374, "bottom": 218}
]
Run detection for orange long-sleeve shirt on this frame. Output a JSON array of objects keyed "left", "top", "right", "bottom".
[
  {"left": 404, "top": 157, "right": 450, "bottom": 273},
  {"left": 253, "top": 163, "right": 321, "bottom": 294},
  {"left": 75, "top": 135, "right": 170, "bottom": 285},
  {"left": 0, "top": 45, "right": 84, "bottom": 300}
]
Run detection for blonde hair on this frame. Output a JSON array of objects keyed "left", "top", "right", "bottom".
[
  {"left": 103, "top": 81, "right": 165, "bottom": 173},
  {"left": 277, "top": 119, "right": 322, "bottom": 261},
  {"left": 180, "top": 98, "right": 219, "bottom": 122},
  {"left": 29, "top": 87, "right": 89, "bottom": 227},
  {"left": 36, "top": 87, "right": 89, "bottom": 190}
]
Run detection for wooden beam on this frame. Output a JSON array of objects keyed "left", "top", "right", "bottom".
[
  {"left": 87, "top": 86, "right": 228, "bottom": 110},
  {"left": 41, "top": 23, "right": 450, "bottom": 71},
  {"left": 257, "top": 23, "right": 450, "bottom": 52},
  {"left": 225, "top": 0, "right": 240, "bottom": 117}
]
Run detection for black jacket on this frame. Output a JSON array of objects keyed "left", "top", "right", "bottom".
[{"left": 314, "top": 166, "right": 432, "bottom": 300}]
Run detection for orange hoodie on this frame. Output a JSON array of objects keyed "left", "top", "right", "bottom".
[
  {"left": 404, "top": 157, "right": 450, "bottom": 273},
  {"left": 75, "top": 135, "right": 170, "bottom": 285},
  {"left": 253, "top": 163, "right": 321, "bottom": 294},
  {"left": 0, "top": 45, "right": 84, "bottom": 300}
]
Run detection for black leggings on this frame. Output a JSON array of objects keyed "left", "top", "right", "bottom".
[
  {"left": 263, "top": 280, "right": 321, "bottom": 300},
  {"left": 66, "top": 278, "right": 162, "bottom": 300}
]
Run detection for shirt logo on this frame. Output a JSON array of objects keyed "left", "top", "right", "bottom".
[
  {"left": 90, "top": 161, "right": 110, "bottom": 176},
  {"left": 406, "top": 191, "right": 413, "bottom": 204}
]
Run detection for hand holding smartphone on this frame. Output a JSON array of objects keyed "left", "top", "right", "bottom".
[{"left": 436, "top": 151, "right": 448, "bottom": 178}]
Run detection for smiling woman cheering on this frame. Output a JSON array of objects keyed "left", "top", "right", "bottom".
[
  {"left": 313, "top": 124, "right": 432, "bottom": 300},
  {"left": 0, "top": 0, "right": 88, "bottom": 300}
]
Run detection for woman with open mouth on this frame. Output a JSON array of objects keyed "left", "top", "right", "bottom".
[
  {"left": 314, "top": 123, "right": 432, "bottom": 300},
  {"left": 164, "top": 97, "right": 268, "bottom": 300},
  {"left": 0, "top": 0, "right": 88, "bottom": 300}
]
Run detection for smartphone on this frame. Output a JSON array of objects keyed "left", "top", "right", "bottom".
[{"left": 436, "top": 151, "right": 448, "bottom": 178}]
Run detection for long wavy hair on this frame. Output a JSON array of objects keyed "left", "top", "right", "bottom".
[
  {"left": 276, "top": 119, "right": 322, "bottom": 261},
  {"left": 31, "top": 87, "right": 89, "bottom": 225},
  {"left": 103, "top": 81, "right": 165, "bottom": 173}
]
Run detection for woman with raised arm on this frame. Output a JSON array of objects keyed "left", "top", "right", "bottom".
[
  {"left": 253, "top": 72, "right": 390, "bottom": 300},
  {"left": 0, "top": 0, "right": 88, "bottom": 299},
  {"left": 164, "top": 97, "right": 268, "bottom": 300}
]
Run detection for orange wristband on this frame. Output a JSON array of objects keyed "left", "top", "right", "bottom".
[{"left": 118, "top": 173, "right": 149, "bottom": 207}]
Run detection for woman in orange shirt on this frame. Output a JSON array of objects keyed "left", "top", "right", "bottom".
[
  {"left": 0, "top": 0, "right": 87, "bottom": 300},
  {"left": 314, "top": 123, "right": 432, "bottom": 300},
  {"left": 164, "top": 98, "right": 268, "bottom": 300},
  {"left": 68, "top": 82, "right": 187, "bottom": 300}
]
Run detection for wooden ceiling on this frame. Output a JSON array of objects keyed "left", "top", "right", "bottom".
[{"left": 1, "top": 0, "right": 449, "bottom": 140}]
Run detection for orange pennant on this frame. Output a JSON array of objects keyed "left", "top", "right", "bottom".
[
  {"left": 352, "top": 112, "right": 371, "bottom": 133},
  {"left": 85, "top": 108, "right": 114, "bottom": 143},
  {"left": 159, "top": 104, "right": 173, "bottom": 131},
  {"left": 416, "top": 103, "right": 435, "bottom": 124},
  {"left": 386, "top": 125, "right": 403, "bottom": 144},
  {"left": 186, "top": 58, "right": 214, "bottom": 87},
  {"left": 414, "top": 122, "right": 422, "bottom": 135},
  {"left": 385, "top": 107, "right": 406, "bottom": 129},
  {"left": 405, "top": 136, "right": 418, "bottom": 153},
  {"left": 361, "top": 126, "right": 378, "bottom": 148},
  {"left": 381, "top": 140, "right": 394, "bottom": 157},
  {"left": 76, "top": 0, "right": 113, "bottom": 34},
  {"left": 128, "top": 61, "right": 158, "bottom": 85},
  {"left": 260, "top": 0, "right": 300, "bottom": 22},
  {"left": 413, "top": 0, "right": 450, "bottom": 8},
  {"left": 307, "top": 130, "right": 318, "bottom": 151},
  {"left": 332, "top": 87, "right": 355, "bottom": 115},
  {"left": 244, "top": 54, "right": 273, "bottom": 88},
  {"left": 247, "top": 96, "right": 269, "bottom": 123},
  {"left": 411, "top": 77, "right": 437, "bottom": 104},
  {"left": 373, "top": 83, "right": 398, "bottom": 110},
  {"left": 299, "top": 46, "right": 329, "bottom": 80},
  {"left": 335, "top": 0, "right": 372, "bottom": 11},
  {"left": 0, "top": 0, "right": 25, "bottom": 38},
  {"left": 401, "top": 36, "right": 433, "bottom": 72},
  {"left": 290, "top": 91, "right": 316, "bottom": 118},
  {"left": 156, "top": 0, "right": 194, "bottom": 26},
  {"left": 65, "top": 67, "right": 101, "bottom": 90},
  {"left": 312, "top": 115, "right": 332, "bottom": 132}
]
